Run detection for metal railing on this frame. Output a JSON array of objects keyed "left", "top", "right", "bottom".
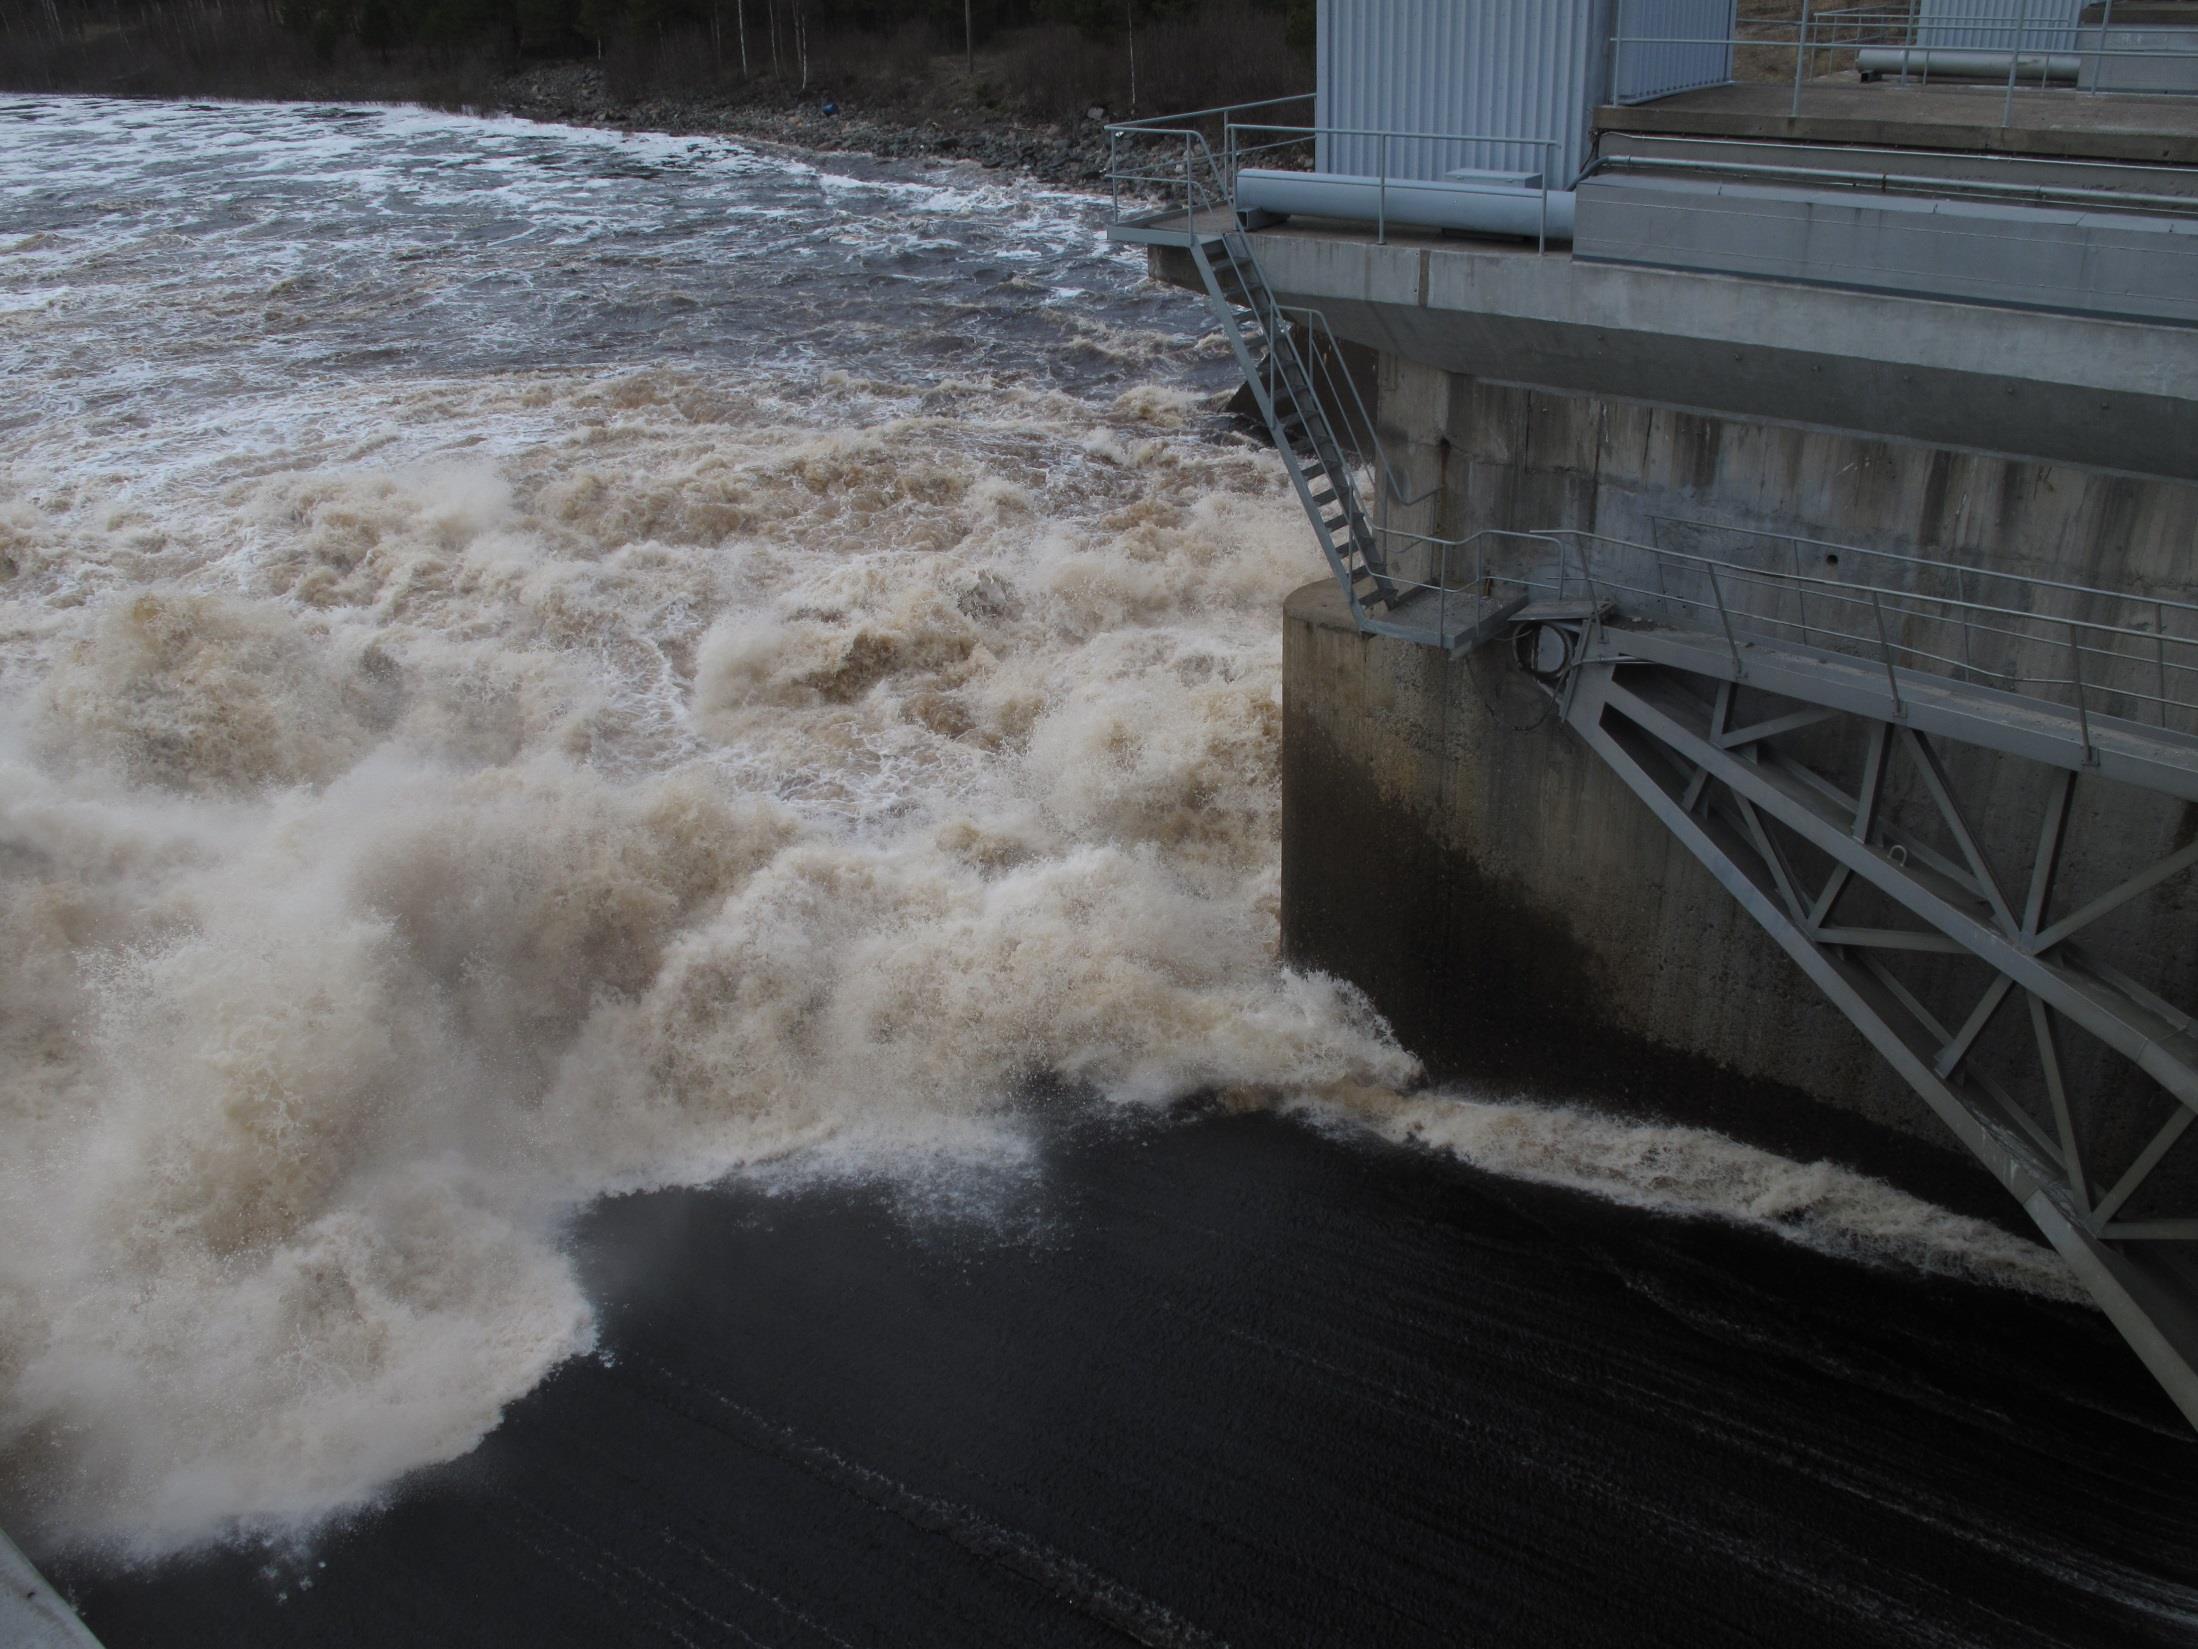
[
  {"left": 1108, "top": 98, "right": 1570, "bottom": 250},
  {"left": 1104, "top": 106, "right": 1437, "bottom": 532},
  {"left": 1106, "top": 93, "right": 1313, "bottom": 225},
  {"left": 1585, "top": 134, "right": 2198, "bottom": 218},
  {"left": 1614, "top": 0, "right": 2198, "bottom": 127},
  {"left": 1364, "top": 520, "right": 2198, "bottom": 750},
  {"left": 1270, "top": 301, "right": 1438, "bottom": 526}
]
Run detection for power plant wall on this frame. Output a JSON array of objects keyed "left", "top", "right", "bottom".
[{"left": 1316, "top": 0, "right": 1621, "bottom": 186}]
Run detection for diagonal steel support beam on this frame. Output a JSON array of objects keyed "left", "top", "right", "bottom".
[
  {"left": 1935, "top": 974, "right": 2016, "bottom": 1080},
  {"left": 1719, "top": 705, "right": 1841, "bottom": 750},
  {"left": 1600, "top": 671, "right": 2198, "bottom": 1114},
  {"left": 2032, "top": 837, "right": 2198, "bottom": 957},
  {"left": 1557, "top": 659, "right": 2198, "bottom": 1430},
  {"left": 2023, "top": 768, "right": 2078, "bottom": 938},
  {"left": 2094, "top": 1107, "right": 2196, "bottom": 1229},
  {"left": 1904, "top": 727, "right": 2019, "bottom": 935},
  {"left": 2029, "top": 992, "right": 2091, "bottom": 1211}
]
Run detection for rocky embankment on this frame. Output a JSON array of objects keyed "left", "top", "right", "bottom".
[{"left": 495, "top": 63, "right": 1116, "bottom": 187}]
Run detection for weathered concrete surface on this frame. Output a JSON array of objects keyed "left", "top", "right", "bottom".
[
  {"left": 2, "top": 1528, "right": 101, "bottom": 1648},
  {"left": 1283, "top": 574, "right": 1945, "bottom": 1137},
  {"left": 1283, "top": 364, "right": 2198, "bottom": 1180},
  {"left": 1372, "top": 356, "right": 2198, "bottom": 606},
  {"left": 1152, "top": 224, "right": 2198, "bottom": 479}
]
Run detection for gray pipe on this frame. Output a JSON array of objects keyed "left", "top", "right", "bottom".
[
  {"left": 1857, "top": 46, "right": 2080, "bottom": 81},
  {"left": 1234, "top": 168, "right": 1576, "bottom": 243}
]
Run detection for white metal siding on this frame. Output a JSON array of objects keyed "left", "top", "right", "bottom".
[
  {"left": 1317, "top": 0, "right": 1616, "bottom": 188},
  {"left": 1612, "top": 0, "right": 1739, "bottom": 104},
  {"left": 1916, "top": 0, "right": 2081, "bottom": 50}
]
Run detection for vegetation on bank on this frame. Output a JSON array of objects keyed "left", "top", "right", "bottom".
[{"left": 0, "top": 0, "right": 1313, "bottom": 132}]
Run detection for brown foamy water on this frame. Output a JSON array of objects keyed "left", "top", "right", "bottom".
[{"left": 0, "top": 94, "right": 2075, "bottom": 1560}]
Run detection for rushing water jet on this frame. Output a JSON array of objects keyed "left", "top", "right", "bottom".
[{"left": 0, "top": 94, "right": 2086, "bottom": 1566}]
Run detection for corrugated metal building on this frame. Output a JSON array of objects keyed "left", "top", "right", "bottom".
[
  {"left": 1316, "top": 0, "right": 1735, "bottom": 187},
  {"left": 1916, "top": 0, "right": 2081, "bottom": 50}
]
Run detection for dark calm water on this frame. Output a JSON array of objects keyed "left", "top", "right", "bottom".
[
  {"left": 2, "top": 94, "right": 2194, "bottom": 1647},
  {"left": 59, "top": 1110, "right": 2198, "bottom": 1648}
]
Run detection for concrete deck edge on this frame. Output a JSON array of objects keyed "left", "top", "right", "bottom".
[{"left": 2, "top": 1527, "right": 103, "bottom": 1648}]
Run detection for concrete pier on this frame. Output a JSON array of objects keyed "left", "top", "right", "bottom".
[
  {"left": 1267, "top": 312, "right": 2198, "bottom": 1167},
  {"left": 1283, "top": 574, "right": 1944, "bottom": 1134}
]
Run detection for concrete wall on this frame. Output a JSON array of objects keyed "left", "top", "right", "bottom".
[
  {"left": 1284, "top": 573, "right": 1947, "bottom": 1137},
  {"left": 1373, "top": 354, "right": 2198, "bottom": 605},
  {"left": 1283, "top": 359, "right": 2198, "bottom": 1171},
  {"left": 1574, "top": 174, "right": 2198, "bottom": 327},
  {"left": 1213, "top": 227, "right": 2198, "bottom": 480}
]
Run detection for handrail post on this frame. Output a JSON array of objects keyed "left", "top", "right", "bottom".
[
  {"left": 1792, "top": 0, "right": 1812, "bottom": 119},
  {"left": 1377, "top": 131, "right": 1388, "bottom": 246},
  {"left": 1869, "top": 588, "right": 1905, "bottom": 719},
  {"left": 2157, "top": 600, "right": 2169, "bottom": 729},
  {"left": 1956, "top": 565, "right": 1974, "bottom": 682},
  {"left": 1579, "top": 537, "right": 1608, "bottom": 652},
  {"left": 1538, "top": 141, "right": 1549, "bottom": 253},
  {"left": 2004, "top": 0, "right": 2031, "bottom": 127},
  {"left": 1709, "top": 564, "right": 1745, "bottom": 679},
  {"left": 1439, "top": 537, "right": 1450, "bottom": 647},
  {"left": 1612, "top": 0, "right": 1626, "bottom": 105},
  {"left": 1792, "top": 539, "right": 1811, "bottom": 646},
  {"left": 2069, "top": 620, "right": 2098, "bottom": 764}
]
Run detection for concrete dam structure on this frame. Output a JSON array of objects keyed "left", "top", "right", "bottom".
[{"left": 1109, "top": 0, "right": 2198, "bottom": 1426}]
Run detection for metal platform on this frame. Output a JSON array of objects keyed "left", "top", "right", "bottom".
[{"left": 1509, "top": 574, "right": 2198, "bottom": 1428}]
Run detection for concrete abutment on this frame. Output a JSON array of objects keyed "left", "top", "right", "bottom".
[{"left": 1282, "top": 355, "right": 2198, "bottom": 1184}]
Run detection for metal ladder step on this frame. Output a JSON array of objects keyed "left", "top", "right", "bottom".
[{"left": 1187, "top": 232, "right": 1396, "bottom": 616}]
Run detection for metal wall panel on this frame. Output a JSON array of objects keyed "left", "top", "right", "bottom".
[
  {"left": 1317, "top": 0, "right": 1617, "bottom": 188},
  {"left": 1612, "top": 0, "right": 1740, "bottom": 104},
  {"left": 1917, "top": 0, "right": 2081, "bottom": 50},
  {"left": 1574, "top": 175, "right": 2198, "bottom": 325}
]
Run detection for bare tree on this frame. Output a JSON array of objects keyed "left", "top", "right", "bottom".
[
  {"left": 964, "top": 0, "right": 972, "bottom": 75},
  {"left": 736, "top": 0, "right": 748, "bottom": 74},
  {"left": 1126, "top": 0, "right": 1136, "bottom": 116}
]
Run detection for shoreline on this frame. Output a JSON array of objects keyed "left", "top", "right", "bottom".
[
  {"left": 0, "top": 65, "right": 1119, "bottom": 190},
  {"left": 490, "top": 63, "right": 1116, "bottom": 188}
]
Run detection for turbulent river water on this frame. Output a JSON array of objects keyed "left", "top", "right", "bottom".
[{"left": 1, "top": 95, "right": 2191, "bottom": 1640}]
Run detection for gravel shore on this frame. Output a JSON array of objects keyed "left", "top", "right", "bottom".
[{"left": 494, "top": 63, "right": 1117, "bottom": 189}]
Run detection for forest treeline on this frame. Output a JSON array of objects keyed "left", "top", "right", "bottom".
[{"left": 0, "top": 0, "right": 1314, "bottom": 124}]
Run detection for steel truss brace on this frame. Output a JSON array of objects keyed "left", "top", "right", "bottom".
[{"left": 1549, "top": 642, "right": 2198, "bottom": 1429}]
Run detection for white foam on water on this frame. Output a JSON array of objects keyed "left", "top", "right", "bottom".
[{"left": 1304, "top": 1088, "right": 2086, "bottom": 1304}]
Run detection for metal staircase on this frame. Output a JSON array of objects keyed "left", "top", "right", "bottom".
[
  {"left": 1181, "top": 227, "right": 1399, "bottom": 623},
  {"left": 1106, "top": 120, "right": 1498, "bottom": 644}
]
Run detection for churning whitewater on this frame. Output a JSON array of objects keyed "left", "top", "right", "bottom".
[{"left": 0, "top": 94, "right": 2075, "bottom": 1559}]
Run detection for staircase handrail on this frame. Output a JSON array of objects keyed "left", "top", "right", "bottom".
[
  {"left": 1272, "top": 303, "right": 1439, "bottom": 514},
  {"left": 1105, "top": 115, "right": 1438, "bottom": 528}
]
